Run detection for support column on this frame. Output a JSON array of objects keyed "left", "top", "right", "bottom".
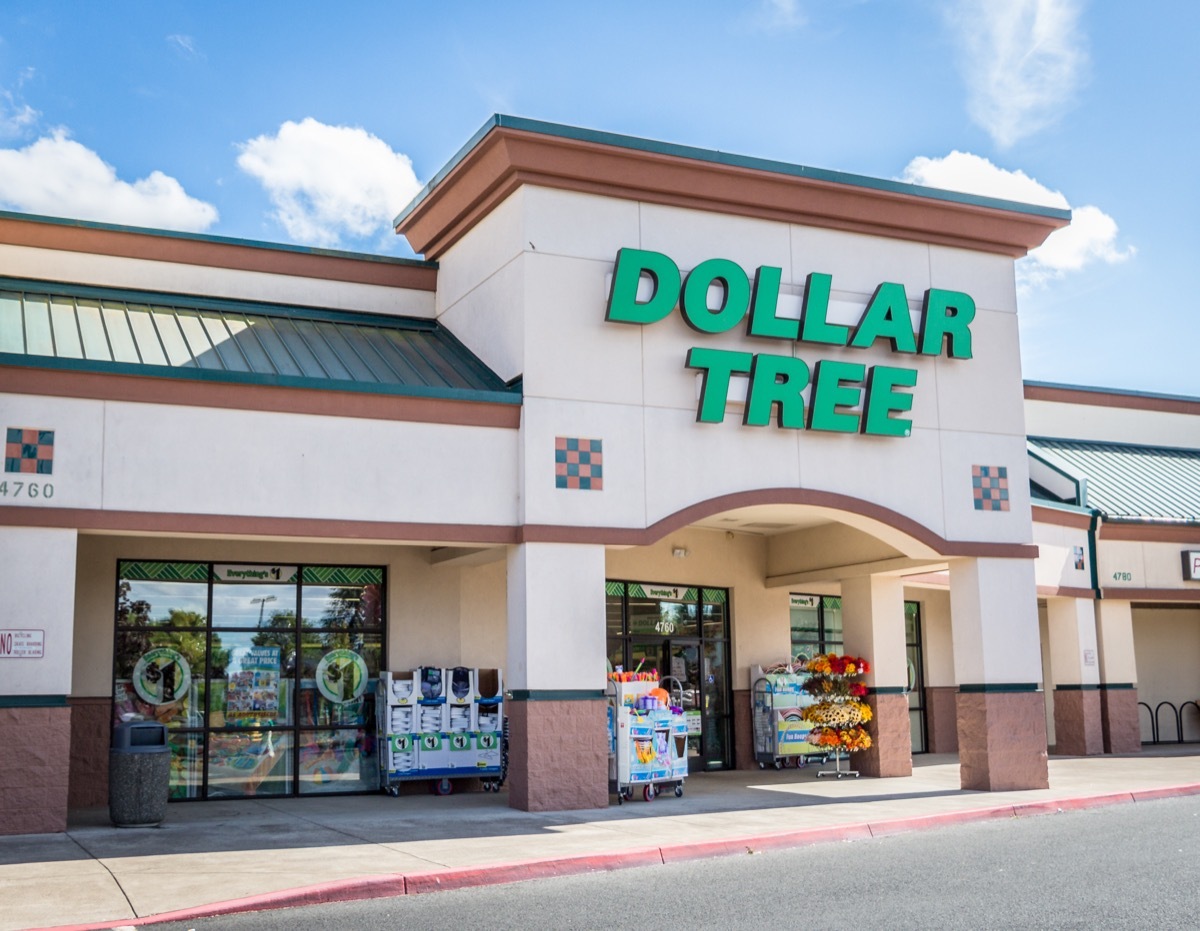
[
  {"left": 949, "top": 557, "right": 1048, "bottom": 790},
  {"left": 1046, "top": 597, "right": 1103, "bottom": 755},
  {"left": 1094, "top": 600, "right": 1141, "bottom": 753},
  {"left": 842, "top": 575, "right": 911, "bottom": 777},
  {"left": 0, "top": 527, "right": 77, "bottom": 835},
  {"left": 505, "top": 542, "right": 609, "bottom": 811}
]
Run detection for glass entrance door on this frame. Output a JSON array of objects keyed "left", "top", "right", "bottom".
[{"left": 606, "top": 581, "right": 732, "bottom": 770}]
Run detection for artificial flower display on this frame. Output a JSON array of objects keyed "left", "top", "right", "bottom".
[{"left": 800, "top": 652, "right": 873, "bottom": 756}]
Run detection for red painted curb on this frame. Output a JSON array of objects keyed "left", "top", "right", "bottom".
[
  {"left": 658, "top": 823, "right": 873, "bottom": 862},
  {"left": 37, "top": 782, "right": 1200, "bottom": 931},
  {"left": 1131, "top": 783, "right": 1200, "bottom": 802},
  {"left": 1012, "top": 791, "right": 1134, "bottom": 816},
  {"left": 403, "top": 846, "right": 667, "bottom": 894}
]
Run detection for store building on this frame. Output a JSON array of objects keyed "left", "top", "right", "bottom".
[{"left": 2, "top": 116, "right": 1197, "bottom": 836}]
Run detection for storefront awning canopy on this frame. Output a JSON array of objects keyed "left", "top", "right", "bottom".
[
  {"left": 0, "top": 278, "right": 519, "bottom": 404},
  {"left": 1029, "top": 437, "right": 1200, "bottom": 522}
]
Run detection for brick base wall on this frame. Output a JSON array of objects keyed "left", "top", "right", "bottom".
[
  {"left": 859, "top": 693, "right": 913, "bottom": 777},
  {"left": 1101, "top": 687, "right": 1142, "bottom": 754},
  {"left": 68, "top": 697, "right": 112, "bottom": 809},
  {"left": 507, "top": 699, "right": 609, "bottom": 811},
  {"left": 1052, "top": 688, "right": 1104, "bottom": 756},
  {"left": 733, "top": 689, "right": 755, "bottom": 770},
  {"left": 0, "top": 705, "right": 71, "bottom": 835},
  {"left": 956, "top": 691, "right": 1049, "bottom": 791},
  {"left": 925, "top": 686, "right": 959, "bottom": 753}
]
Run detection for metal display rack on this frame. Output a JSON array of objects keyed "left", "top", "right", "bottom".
[
  {"left": 751, "top": 672, "right": 827, "bottom": 770},
  {"left": 606, "top": 678, "right": 688, "bottom": 803}
]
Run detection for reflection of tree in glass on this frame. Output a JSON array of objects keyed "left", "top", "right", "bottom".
[
  {"left": 317, "top": 585, "right": 381, "bottom": 630},
  {"left": 252, "top": 611, "right": 297, "bottom": 667},
  {"left": 117, "top": 580, "right": 206, "bottom": 627}
]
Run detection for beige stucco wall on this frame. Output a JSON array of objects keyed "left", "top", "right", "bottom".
[
  {"left": 0, "top": 242, "right": 435, "bottom": 318},
  {"left": 1100, "top": 540, "right": 1200, "bottom": 593},
  {"left": 1033, "top": 520, "right": 1093, "bottom": 590},
  {"left": 1025, "top": 398, "right": 1200, "bottom": 448},
  {"left": 912, "top": 586, "right": 954, "bottom": 688},
  {"left": 436, "top": 184, "right": 1033, "bottom": 551},
  {"left": 1, "top": 392, "right": 519, "bottom": 528}
]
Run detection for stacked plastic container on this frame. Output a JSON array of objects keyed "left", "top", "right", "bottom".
[{"left": 377, "top": 666, "right": 505, "bottom": 794}]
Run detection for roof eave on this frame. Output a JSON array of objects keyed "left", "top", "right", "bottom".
[{"left": 395, "top": 115, "right": 1071, "bottom": 261}]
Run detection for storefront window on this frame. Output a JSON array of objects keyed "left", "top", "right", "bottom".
[{"left": 113, "top": 560, "right": 385, "bottom": 800}]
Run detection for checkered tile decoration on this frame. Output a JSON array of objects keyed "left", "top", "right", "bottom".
[
  {"left": 5, "top": 427, "right": 54, "bottom": 475},
  {"left": 555, "top": 436, "right": 603, "bottom": 490},
  {"left": 972, "top": 464, "right": 1009, "bottom": 511}
]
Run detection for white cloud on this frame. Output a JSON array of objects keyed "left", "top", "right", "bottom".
[
  {"left": 945, "top": 0, "right": 1087, "bottom": 147},
  {"left": 901, "top": 150, "right": 1133, "bottom": 290},
  {"left": 0, "top": 92, "right": 37, "bottom": 138},
  {"left": 0, "top": 129, "right": 218, "bottom": 231},
  {"left": 167, "top": 34, "right": 203, "bottom": 61},
  {"left": 754, "top": 0, "right": 808, "bottom": 30},
  {"left": 236, "top": 118, "right": 421, "bottom": 248}
]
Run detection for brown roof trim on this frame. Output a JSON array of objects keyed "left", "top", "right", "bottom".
[
  {"left": 1023, "top": 383, "right": 1200, "bottom": 416},
  {"left": 0, "top": 213, "right": 437, "bottom": 291},
  {"left": 522, "top": 488, "right": 1040, "bottom": 559},
  {"left": 1037, "top": 585, "right": 1096, "bottom": 600},
  {"left": 1, "top": 366, "right": 521, "bottom": 429},
  {"left": 1099, "top": 522, "right": 1200, "bottom": 544},
  {"left": 4, "top": 488, "right": 1039, "bottom": 560},
  {"left": 397, "top": 126, "right": 1068, "bottom": 261},
  {"left": 0, "top": 506, "right": 520, "bottom": 545},
  {"left": 1106, "top": 588, "right": 1200, "bottom": 603},
  {"left": 1033, "top": 506, "right": 1093, "bottom": 530}
]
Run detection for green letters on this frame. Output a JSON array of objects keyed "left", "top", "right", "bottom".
[
  {"left": 606, "top": 248, "right": 680, "bottom": 325},
  {"left": 919, "top": 289, "right": 975, "bottom": 358},
  {"left": 686, "top": 346, "right": 754, "bottom": 423},
  {"left": 744, "top": 353, "right": 810, "bottom": 428},
  {"left": 850, "top": 282, "right": 916, "bottom": 354},
  {"left": 746, "top": 265, "right": 798, "bottom": 340},
  {"left": 680, "top": 258, "right": 751, "bottom": 334},
  {"left": 808, "top": 360, "right": 866, "bottom": 433},
  {"left": 799, "top": 273, "right": 850, "bottom": 347},
  {"left": 862, "top": 365, "right": 918, "bottom": 436},
  {"left": 606, "top": 249, "right": 976, "bottom": 437}
]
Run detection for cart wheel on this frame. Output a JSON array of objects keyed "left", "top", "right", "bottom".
[
  {"left": 433, "top": 778, "right": 453, "bottom": 796},
  {"left": 643, "top": 785, "right": 655, "bottom": 802},
  {"left": 674, "top": 784, "right": 684, "bottom": 798}
]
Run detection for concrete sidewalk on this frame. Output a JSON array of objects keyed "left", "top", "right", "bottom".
[{"left": 5, "top": 748, "right": 1200, "bottom": 931}]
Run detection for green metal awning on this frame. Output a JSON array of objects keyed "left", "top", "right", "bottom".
[
  {"left": 0, "top": 278, "right": 519, "bottom": 404},
  {"left": 1029, "top": 437, "right": 1200, "bottom": 522}
]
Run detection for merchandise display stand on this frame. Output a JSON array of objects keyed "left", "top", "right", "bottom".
[
  {"left": 377, "top": 666, "right": 506, "bottom": 796},
  {"left": 606, "top": 675, "right": 688, "bottom": 803},
  {"left": 751, "top": 661, "right": 826, "bottom": 769},
  {"left": 799, "top": 654, "right": 872, "bottom": 780}
]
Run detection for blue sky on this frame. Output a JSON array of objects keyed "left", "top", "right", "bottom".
[{"left": 0, "top": 1, "right": 1195, "bottom": 396}]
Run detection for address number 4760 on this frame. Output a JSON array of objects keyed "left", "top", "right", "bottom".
[{"left": 0, "top": 481, "right": 54, "bottom": 499}]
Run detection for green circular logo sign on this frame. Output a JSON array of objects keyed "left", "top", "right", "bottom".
[
  {"left": 132, "top": 647, "right": 192, "bottom": 705},
  {"left": 315, "top": 649, "right": 368, "bottom": 704}
]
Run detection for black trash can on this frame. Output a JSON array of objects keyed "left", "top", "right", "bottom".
[{"left": 109, "top": 720, "right": 170, "bottom": 827}]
